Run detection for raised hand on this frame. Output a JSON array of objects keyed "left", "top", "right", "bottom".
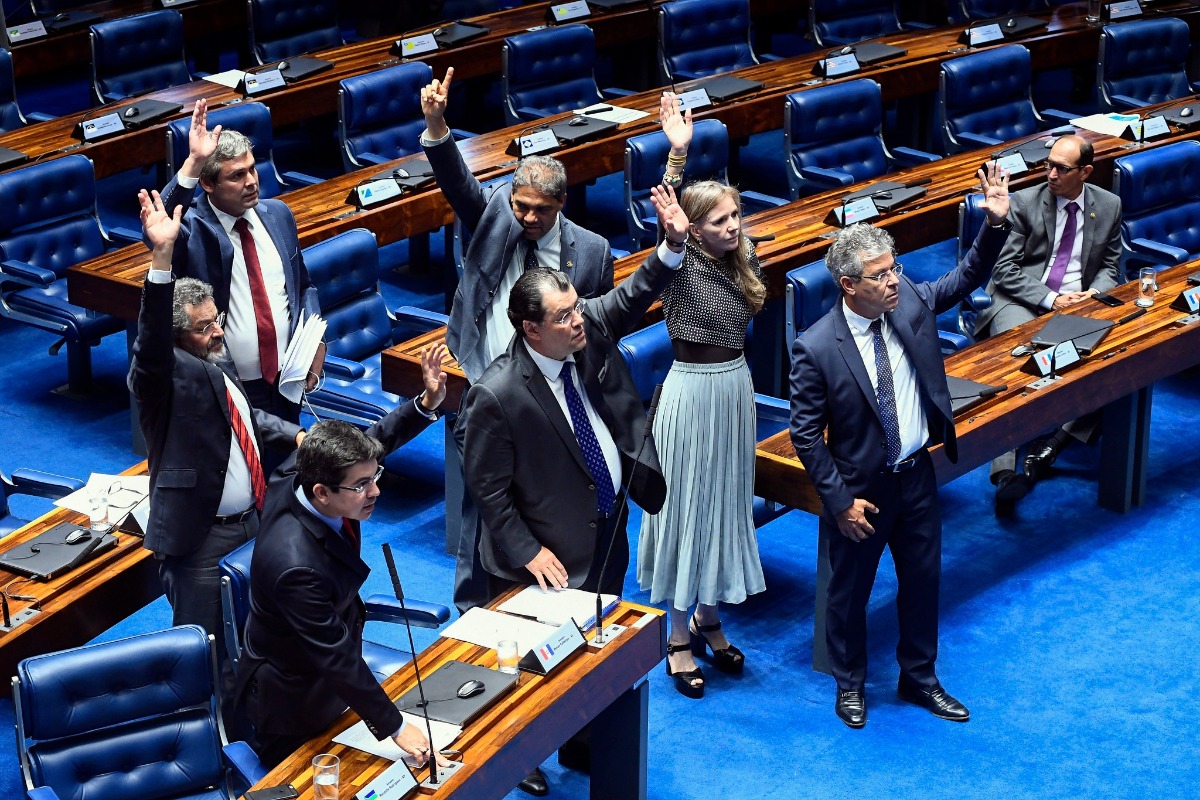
[
  {"left": 659, "top": 91, "right": 692, "bottom": 154},
  {"left": 977, "top": 161, "right": 1010, "bottom": 225},
  {"left": 139, "top": 189, "right": 183, "bottom": 253},
  {"left": 651, "top": 183, "right": 689, "bottom": 244},
  {"left": 419, "top": 342, "right": 449, "bottom": 411},
  {"left": 420, "top": 67, "right": 454, "bottom": 141},
  {"left": 183, "top": 98, "right": 222, "bottom": 178}
]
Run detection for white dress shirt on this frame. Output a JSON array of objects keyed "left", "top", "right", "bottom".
[{"left": 481, "top": 216, "right": 563, "bottom": 369}]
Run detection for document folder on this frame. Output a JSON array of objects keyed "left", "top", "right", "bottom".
[
  {"left": 1030, "top": 313, "right": 1113, "bottom": 356},
  {"left": 393, "top": 660, "right": 518, "bottom": 727},
  {"left": 0, "top": 522, "right": 118, "bottom": 581}
]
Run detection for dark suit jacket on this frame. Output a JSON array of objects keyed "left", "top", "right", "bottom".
[
  {"left": 789, "top": 225, "right": 1009, "bottom": 523},
  {"left": 236, "top": 402, "right": 434, "bottom": 742},
  {"left": 424, "top": 136, "right": 614, "bottom": 381},
  {"left": 127, "top": 277, "right": 302, "bottom": 558},
  {"left": 460, "top": 251, "right": 672, "bottom": 586},
  {"left": 975, "top": 183, "right": 1121, "bottom": 334},
  {"left": 156, "top": 175, "right": 320, "bottom": 342}
]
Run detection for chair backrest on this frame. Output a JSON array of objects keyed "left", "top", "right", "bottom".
[
  {"left": 957, "top": 0, "right": 1045, "bottom": 18},
  {"left": 338, "top": 61, "right": 431, "bottom": 172},
  {"left": 657, "top": 0, "right": 757, "bottom": 83},
  {"left": 618, "top": 320, "right": 674, "bottom": 403},
  {"left": 0, "top": 47, "right": 26, "bottom": 132},
  {"left": 809, "top": 0, "right": 901, "bottom": 48},
  {"left": 1113, "top": 140, "right": 1200, "bottom": 267},
  {"left": 304, "top": 228, "right": 395, "bottom": 362},
  {"left": 219, "top": 538, "right": 255, "bottom": 668},
  {"left": 1098, "top": 18, "right": 1192, "bottom": 112},
  {"left": 0, "top": 155, "right": 107, "bottom": 279},
  {"left": 88, "top": 10, "right": 191, "bottom": 105},
  {"left": 248, "top": 0, "right": 342, "bottom": 65},
  {"left": 939, "top": 45, "right": 1039, "bottom": 154},
  {"left": 501, "top": 25, "right": 602, "bottom": 125},
  {"left": 957, "top": 192, "right": 987, "bottom": 265},
  {"left": 14, "top": 624, "right": 227, "bottom": 800},
  {"left": 624, "top": 118, "right": 731, "bottom": 248},
  {"left": 784, "top": 259, "right": 838, "bottom": 344},
  {"left": 165, "top": 102, "right": 286, "bottom": 198},
  {"left": 784, "top": 79, "right": 889, "bottom": 198}
]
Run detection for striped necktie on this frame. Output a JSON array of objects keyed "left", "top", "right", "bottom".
[{"left": 225, "top": 386, "right": 266, "bottom": 509}]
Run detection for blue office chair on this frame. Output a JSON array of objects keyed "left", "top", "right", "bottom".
[
  {"left": 955, "top": 0, "right": 1047, "bottom": 19},
  {"left": 219, "top": 538, "right": 450, "bottom": 681},
  {"left": 938, "top": 45, "right": 1073, "bottom": 154},
  {"left": 656, "top": 0, "right": 764, "bottom": 83},
  {"left": 0, "top": 155, "right": 139, "bottom": 393},
  {"left": 88, "top": 10, "right": 192, "bottom": 105},
  {"left": 0, "top": 47, "right": 52, "bottom": 132},
  {"left": 13, "top": 625, "right": 267, "bottom": 800},
  {"left": 623, "top": 118, "right": 788, "bottom": 249},
  {"left": 248, "top": 0, "right": 343, "bottom": 65},
  {"left": 1112, "top": 140, "right": 1200, "bottom": 277},
  {"left": 809, "top": 0, "right": 906, "bottom": 47},
  {"left": 1, "top": 468, "right": 84, "bottom": 537},
  {"left": 165, "top": 101, "right": 320, "bottom": 198},
  {"left": 784, "top": 79, "right": 940, "bottom": 199},
  {"left": 1098, "top": 18, "right": 1195, "bottom": 112},
  {"left": 500, "top": 24, "right": 632, "bottom": 126}
]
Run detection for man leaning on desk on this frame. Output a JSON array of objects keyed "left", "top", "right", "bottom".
[{"left": 973, "top": 134, "right": 1122, "bottom": 513}]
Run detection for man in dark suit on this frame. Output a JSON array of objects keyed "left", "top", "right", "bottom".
[
  {"left": 156, "top": 98, "right": 323, "bottom": 425},
  {"left": 974, "top": 135, "right": 1122, "bottom": 510},
  {"left": 237, "top": 348, "right": 449, "bottom": 769},
  {"left": 128, "top": 188, "right": 304, "bottom": 687},
  {"left": 789, "top": 165, "right": 1011, "bottom": 729},
  {"left": 419, "top": 67, "right": 615, "bottom": 613}
]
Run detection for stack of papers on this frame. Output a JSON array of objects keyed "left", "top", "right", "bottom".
[
  {"left": 498, "top": 586, "right": 618, "bottom": 632},
  {"left": 574, "top": 103, "right": 650, "bottom": 124},
  {"left": 279, "top": 312, "right": 327, "bottom": 403},
  {"left": 1070, "top": 113, "right": 1140, "bottom": 138},
  {"left": 334, "top": 713, "right": 461, "bottom": 765},
  {"left": 440, "top": 607, "right": 558, "bottom": 650}
]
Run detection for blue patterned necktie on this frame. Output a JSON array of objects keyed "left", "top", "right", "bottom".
[
  {"left": 559, "top": 362, "right": 615, "bottom": 515},
  {"left": 869, "top": 319, "right": 903, "bottom": 466},
  {"left": 523, "top": 239, "right": 539, "bottom": 272}
]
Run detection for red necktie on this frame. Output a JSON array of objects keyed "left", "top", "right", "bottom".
[
  {"left": 341, "top": 517, "right": 359, "bottom": 553},
  {"left": 226, "top": 386, "right": 266, "bottom": 510},
  {"left": 233, "top": 217, "right": 279, "bottom": 385}
]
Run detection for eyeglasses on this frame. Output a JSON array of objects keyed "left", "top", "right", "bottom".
[
  {"left": 334, "top": 465, "right": 385, "bottom": 494},
  {"left": 545, "top": 298, "right": 586, "bottom": 326},
  {"left": 855, "top": 263, "right": 904, "bottom": 284},
  {"left": 1044, "top": 161, "right": 1082, "bottom": 174},
  {"left": 189, "top": 311, "right": 226, "bottom": 336}
]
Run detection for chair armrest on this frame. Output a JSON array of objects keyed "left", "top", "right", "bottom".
[
  {"left": 1130, "top": 237, "right": 1189, "bottom": 266},
  {"left": 939, "top": 330, "right": 969, "bottom": 352},
  {"left": 740, "top": 190, "right": 788, "bottom": 210},
  {"left": 363, "top": 593, "right": 452, "bottom": 628},
  {"left": 956, "top": 131, "right": 1003, "bottom": 148},
  {"left": 601, "top": 87, "right": 637, "bottom": 98},
  {"left": 1038, "top": 108, "right": 1076, "bottom": 126},
  {"left": 223, "top": 741, "right": 269, "bottom": 787},
  {"left": 26, "top": 111, "right": 56, "bottom": 123},
  {"left": 323, "top": 354, "right": 366, "bottom": 381},
  {"left": 451, "top": 128, "right": 477, "bottom": 140},
  {"left": 1109, "top": 94, "right": 1146, "bottom": 112},
  {"left": 892, "top": 146, "right": 941, "bottom": 166},
  {"left": 799, "top": 165, "right": 855, "bottom": 188},
  {"left": 902, "top": 21, "right": 934, "bottom": 30},
  {"left": 515, "top": 106, "right": 545, "bottom": 121},
  {"left": 356, "top": 152, "right": 392, "bottom": 166},
  {"left": 1, "top": 259, "right": 56, "bottom": 287},
  {"left": 965, "top": 289, "right": 992, "bottom": 313},
  {"left": 390, "top": 306, "right": 450, "bottom": 343},
  {"left": 672, "top": 69, "right": 704, "bottom": 81},
  {"left": 820, "top": 33, "right": 857, "bottom": 46},
  {"left": 28, "top": 787, "right": 62, "bottom": 800},
  {"left": 11, "top": 468, "right": 85, "bottom": 499},
  {"left": 107, "top": 226, "right": 143, "bottom": 246},
  {"left": 759, "top": 53, "right": 783, "bottom": 62},
  {"left": 281, "top": 171, "right": 324, "bottom": 187}
]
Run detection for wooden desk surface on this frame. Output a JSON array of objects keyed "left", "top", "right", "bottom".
[
  {"left": 0, "top": 461, "right": 160, "bottom": 679},
  {"left": 250, "top": 597, "right": 665, "bottom": 799},
  {"left": 754, "top": 260, "right": 1200, "bottom": 513}
]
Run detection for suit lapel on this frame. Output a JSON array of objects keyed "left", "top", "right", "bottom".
[
  {"left": 1079, "top": 188, "right": 1097, "bottom": 284},
  {"left": 197, "top": 196, "right": 234, "bottom": 311},
  {"left": 517, "top": 340, "right": 591, "bottom": 475},
  {"left": 1041, "top": 188, "right": 1058, "bottom": 267},
  {"left": 560, "top": 217, "right": 578, "bottom": 277},
  {"left": 833, "top": 304, "right": 883, "bottom": 421},
  {"left": 256, "top": 204, "right": 298, "bottom": 334},
  {"left": 291, "top": 489, "right": 370, "bottom": 579}
]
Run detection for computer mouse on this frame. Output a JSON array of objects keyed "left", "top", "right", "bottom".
[
  {"left": 1182, "top": 107, "right": 1193, "bottom": 118},
  {"left": 65, "top": 529, "right": 91, "bottom": 545},
  {"left": 1044, "top": 138, "right": 1055, "bottom": 148},
  {"left": 1011, "top": 344, "right": 1035, "bottom": 357},
  {"left": 1006, "top": 18, "right": 1016, "bottom": 27},
  {"left": 457, "top": 679, "right": 486, "bottom": 699},
  {"left": 839, "top": 46, "right": 853, "bottom": 55},
  {"left": 53, "top": 13, "right": 67, "bottom": 22},
  {"left": 393, "top": 168, "right": 410, "bottom": 179},
  {"left": 568, "top": 117, "right": 589, "bottom": 127},
  {"left": 875, "top": 191, "right": 892, "bottom": 200},
  {"left": 277, "top": 61, "right": 290, "bottom": 71},
  {"left": 124, "top": 107, "right": 139, "bottom": 118}
]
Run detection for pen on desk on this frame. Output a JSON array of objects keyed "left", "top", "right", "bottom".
[
  {"left": 1101, "top": 347, "right": 1128, "bottom": 360},
  {"left": 1118, "top": 308, "right": 1147, "bottom": 325}
]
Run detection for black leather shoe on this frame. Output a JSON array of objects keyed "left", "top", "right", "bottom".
[
  {"left": 897, "top": 681, "right": 969, "bottom": 722},
  {"left": 994, "top": 469, "right": 1030, "bottom": 503},
  {"left": 518, "top": 767, "right": 549, "bottom": 797},
  {"left": 1022, "top": 439, "right": 1060, "bottom": 484},
  {"left": 835, "top": 688, "right": 867, "bottom": 728}
]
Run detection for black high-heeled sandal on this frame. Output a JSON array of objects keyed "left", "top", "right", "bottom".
[
  {"left": 689, "top": 616, "right": 745, "bottom": 675},
  {"left": 665, "top": 640, "right": 704, "bottom": 699}
]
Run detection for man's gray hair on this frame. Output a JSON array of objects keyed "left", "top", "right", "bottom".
[
  {"left": 825, "top": 223, "right": 896, "bottom": 290},
  {"left": 200, "top": 130, "right": 254, "bottom": 184},
  {"left": 513, "top": 155, "right": 567, "bottom": 200},
  {"left": 172, "top": 277, "right": 215, "bottom": 339}
]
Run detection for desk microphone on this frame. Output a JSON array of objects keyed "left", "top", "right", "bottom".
[
  {"left": 746, "top": 233, "right": 775, "bottom": 244},
  {"left": 2, "top": 594, "right": 10, "bottom": 629},
  {"left": 592, "top": 382, "right": 662, "bottom": 647},
  {"left": 949, "top": 383, "right": 1008, "bottom": 402}
]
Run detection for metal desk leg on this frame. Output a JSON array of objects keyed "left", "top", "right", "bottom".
[
  {"left": 1098, "top": 386, "right": 1152, "bottom": 513},
  {"left": 812, "top": 524, "right": 831, "bottom": 675},
  {"left": 590, "top": 679, "right": 648, "bottom": 800}
]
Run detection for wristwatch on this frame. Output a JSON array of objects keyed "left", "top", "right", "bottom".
[{"left": 414, "top": 391, "right": 443, "bottom": 421}]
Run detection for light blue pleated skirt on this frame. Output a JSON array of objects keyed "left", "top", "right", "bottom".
[{"left": 637, "top": 356, "right": 766, "bottom": 609}]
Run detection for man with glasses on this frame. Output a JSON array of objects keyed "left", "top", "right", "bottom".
[
  {"left": 789, "top": 165, "right": 1011, "bottom": 729},
  {"left": 974, "top": 135, "right": 1122, "bottom": 512}
]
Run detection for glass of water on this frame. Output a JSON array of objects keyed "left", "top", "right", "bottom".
[
  {"left": 312, "top": 753, "right": 339, "bottom": 800},
  {"left": 497, "top": 639, "right": 520, "bottom": 674},
  {"left": 89, "top": 487, "right": 109, "bottom": 532},
  {"left": 1086, "top": 0, "right": 1102, "bottom": 23},
  {"left": 1136, "top": 267, "right": 1157, "bottom": 308}
]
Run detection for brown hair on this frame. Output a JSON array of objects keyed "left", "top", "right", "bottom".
[{"left": 679, "top": 180, "right": 765, "bottom": 313}]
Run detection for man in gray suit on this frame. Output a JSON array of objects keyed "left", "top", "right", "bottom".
[
  {"left": 420, "top": 67, "right": 616, "bottom": 617},
  {"left": 974, "top": 135, "right": 1122, "bottom": 511}
]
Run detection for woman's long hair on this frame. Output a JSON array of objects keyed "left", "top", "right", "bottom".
[{"left": 679, "top": 180, "right": 765, "bottom": 313}]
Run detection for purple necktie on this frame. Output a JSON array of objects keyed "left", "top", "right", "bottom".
[{"left": 1046, "top": 201, "right": 1080, "bottom": 292}]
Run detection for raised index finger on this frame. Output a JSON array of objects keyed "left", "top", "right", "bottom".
[{"left": 439, "top": 67, "right": 455, "bottom": 95}]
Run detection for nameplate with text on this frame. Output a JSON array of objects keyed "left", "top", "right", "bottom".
[
  {"left": 824, "top": 53, "right": 860, "bottom": 77},
  {"left": 8, "top": 21, "right": 48, "bottom": 42},
  {"left": 80, "top": 113, "right": 125, "bottom": 142},
  {"left": 244, "top": 69, "right": 285, "bottom": 96},
  {"left": 1170, "top": 286, "right": 1200, "bottom": 312},
  {"left": 518, "top": 620, "right": 585, "bottom": 676},
  {"left": 1141, "top": 115, "right": 1170, "bottom": 140},
  {"left": 1107, "top": 1, "right": 1142, "bottom": 20},
  {"left": 354, "top": 759, "right": 417, "bottom": 800},
  {"left": 397, "top": 33, "right": 438, "bottom": 57},
  {"left": 967, "top": 23, "right": 1004, "bottom": 47},
  {"left": 994, "top": 152, "right": 1028, "bottom": 177},
  {"left": 550, "top": 1, "right": 591, "bottom": 22},
  {"left": 676, "top": 88, "right": 711, "bottom": 112}
]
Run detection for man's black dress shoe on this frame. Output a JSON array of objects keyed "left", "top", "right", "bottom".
[
  {"left": 518, "top": 767, "right": 549, "bottom": 796},
  {"left": 994, "top": 469, "right": 1030, "bottom": 503},
  {"left": 897, "top": 681, "right": 970, "bottom": 722},
  {"left": 835, "top": 688, "right": 866, "bottom": 728},
  {"left": 1022, "top": 439, "right": 1061, "bottom": 484}
]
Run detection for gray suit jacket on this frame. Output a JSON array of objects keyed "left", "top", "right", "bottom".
[
  {"left": 975, "top": 183, "right": 1121, "bottom": 335},
  {"left": 424, "top": 137, "right": 614, "bottom": 381}
]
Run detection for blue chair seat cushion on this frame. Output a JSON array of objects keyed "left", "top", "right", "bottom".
[
  {"left": 7, "top": 282, "right": 123, "bottom": 342},
  {"left": 310, "top": 353, "right": 401, "bottom": 423},
  {"left": 363, "top": 641, "right": 411, "bottom": 683}
]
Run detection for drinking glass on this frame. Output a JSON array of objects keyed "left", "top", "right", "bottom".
[{"left": 312, "top": 753, "right": 339, "bottom": 800}]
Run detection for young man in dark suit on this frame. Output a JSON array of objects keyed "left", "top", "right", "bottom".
[{"left": 788, "top": 165, "right": 1011, "bottom": 729}]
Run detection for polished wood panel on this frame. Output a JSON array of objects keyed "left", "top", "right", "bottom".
[{"left": 0, "top": 461, "right": 159, "bottom": 678}]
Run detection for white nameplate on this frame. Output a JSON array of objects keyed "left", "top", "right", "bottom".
[
  {"left": 518, "top": 128, "right": 558, "bottom": 156},
  {"left": 8, "top": 21, "right": 48, "bottom": 42},
  {"left": 398, "top": 33, "right": 438, "bottom": 57},
  {"left": 355, "top": 759, "right": 418, "bottom": 800},
  {"left": 160, "top": 0, "right": 202, "bottom": 7},
  {"left": 1141, "top": 115, "right": 1170, "bottom": 140},
  {"left": 676, "top": 88, "right": 711, "bottom": 112},
  {"left": 825, "top": 53, "right": 860, "bottom": 77},
  {"left": 994, "top": 152, "right": 1028, "bottom": 177},
  {"left": 1175, "top": 286, "right": 1200, "bottom": 312},
  {"left": 520, "top": 620, "right": 585, "bottom": 675},
  {"left": 550, "top": 1, "right": 590, "bottom": 22},
  {"left": 968, "top": 23, "right": 1004, "bottom": 47},
  {"left": 840, "top": 196, "right": 879, "bottom": 226},
  {"left": 355, "top": 178, "right": 402, "bottom": 207},
  {"left": 244, "top": 69, "right": 285, "bottom": 95},
  {"left": 1032, "top": 340, "right": 1081, "bottom": 375},
  {"left": 81, "top": 113, "right": 125, "bottom": 141},
  {"left": 1107, "top": 1, "right": 1142, "bottom": 20}
]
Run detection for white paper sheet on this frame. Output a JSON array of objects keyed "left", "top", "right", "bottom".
[
  {"left": 334, "top": 713, "right": 461, "bottom": 765},
  {"left": 279, "top": 312, "right": 327, "bottom": 403},
  {"left": 497, "top": 586, "right": 618, "bottom": 631},
  {"left": 54, "top": 474, "right": 150, "bottom": 516},
  {"left": 573, "top": 103, "right": 650, "bottom": 124},
  {"left": 439, "top": 606, "right": 558, "bottom": 650},
  {"left": 203, "top": 69, "right": 247, "bottom": 88}
]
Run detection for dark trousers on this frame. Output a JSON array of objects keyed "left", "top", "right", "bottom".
[{"left": 825, "top": 451, "right": 941, "bottom": 692}]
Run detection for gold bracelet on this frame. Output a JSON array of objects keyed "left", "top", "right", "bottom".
[{"left": 666, "top": 153, "right": 687, "bottom": 167}]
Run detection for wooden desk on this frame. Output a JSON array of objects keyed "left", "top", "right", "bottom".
[
  {"left": 248, "top": 597, "right": 666, "bottom": 800},
  {"left": 0, "top": 462, "right": 159, "bottom": 679}
]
